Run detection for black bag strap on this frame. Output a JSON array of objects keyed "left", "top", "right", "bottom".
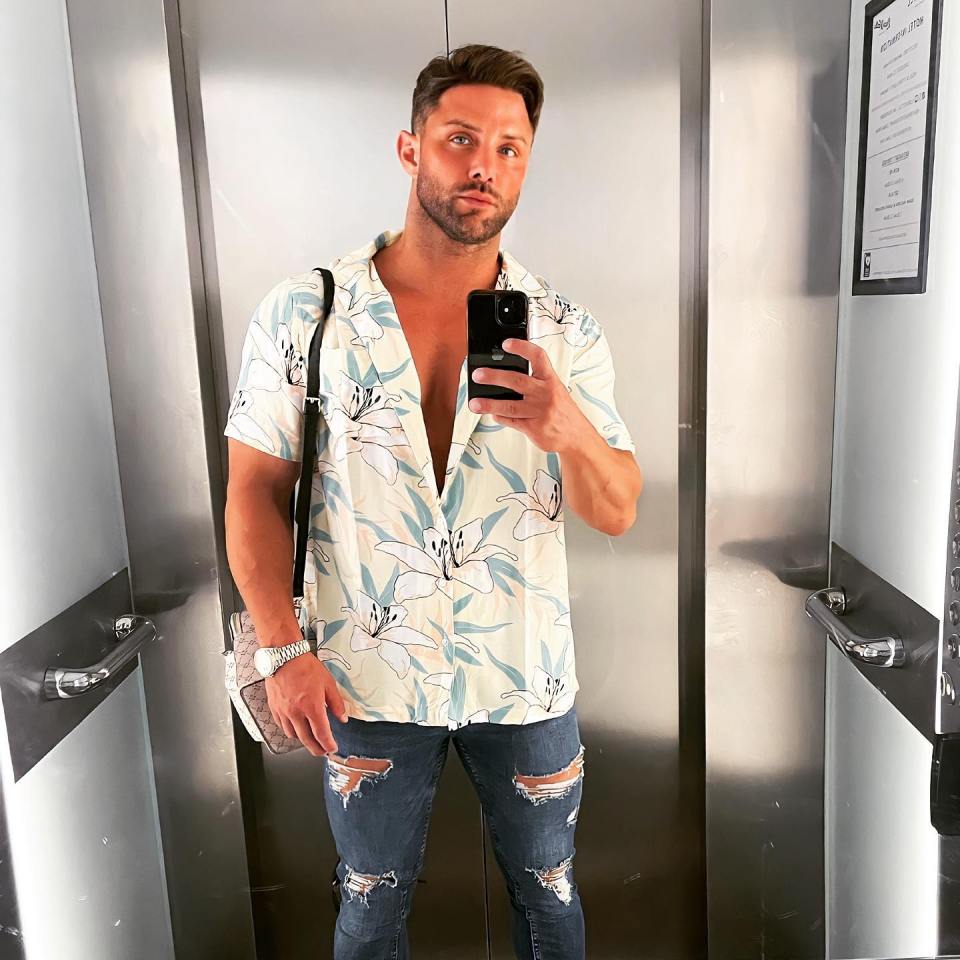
[{"left": 291, "top": 267, "right": 335, "bottom": 598}]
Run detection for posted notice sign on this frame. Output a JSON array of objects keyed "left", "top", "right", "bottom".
[{"left": 853, "top": 0, "right": 943, "bottom": 295}]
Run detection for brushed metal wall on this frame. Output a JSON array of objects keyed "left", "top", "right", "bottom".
[
  {"left": 63, "top": 0, "right": 256, "bottom": 955},
  {"left": 704, "top": 0, "right": 850, "bottom": 957},
  {"left": 181, "top": 0, "right": 697, "bottom": 956}
]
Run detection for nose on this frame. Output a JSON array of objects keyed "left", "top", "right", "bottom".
[{"left": 467, "top": 141, "right": 499, "bottom": 187}]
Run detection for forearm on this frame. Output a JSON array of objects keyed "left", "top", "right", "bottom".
[
  {"left": 225, "top": 483, "right": 301, "bottom": 648},
  {"left": 557, "top": 413, "right": 642, "bottom": 536}
]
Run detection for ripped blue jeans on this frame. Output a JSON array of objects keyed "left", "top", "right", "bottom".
[{"left": 321, "top": 705, "right": 586, "bottom": 960}]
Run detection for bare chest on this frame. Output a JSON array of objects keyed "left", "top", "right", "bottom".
[{"left": 393, "top": 298, "right": 466, "bottom": 497}]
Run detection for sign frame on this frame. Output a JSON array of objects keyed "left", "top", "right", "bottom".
[{"left": 852, "top": 0, "right": 944, "bottom": 296}]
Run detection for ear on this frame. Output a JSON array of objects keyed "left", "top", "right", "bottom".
[{"left": 397, "top": 129, "right": 418, "bottom": 176}]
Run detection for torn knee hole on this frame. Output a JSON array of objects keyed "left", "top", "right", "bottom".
[
  {"left": 343, "top": 863, "right": 398, "bottom": 906},
  {"left": 526, "top": 856, "right": 575, "bottom": 905},
  {"left": 513, "top": 744, "right": 584, "bottom": 804},
  {"left": 326, "top": 753, "right": 393, "bottom": 806}
]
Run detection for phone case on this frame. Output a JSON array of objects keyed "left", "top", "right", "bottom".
[{"left": 466, "top": 289, "right": 529, "bottom": 402}]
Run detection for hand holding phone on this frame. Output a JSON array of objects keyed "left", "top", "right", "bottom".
[{"left": 466, "top": 289, "right": 530, "bottom": 402}]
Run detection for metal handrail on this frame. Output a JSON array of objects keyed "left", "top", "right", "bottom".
[
  {"left": 43, "top": 615, "right": 157, "bottom": 699},
  {"left": 805, "top": 586, "right": 905, "bottom": 668}
]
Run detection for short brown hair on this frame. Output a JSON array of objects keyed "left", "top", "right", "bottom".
[{"left": 411, "top": 44, "right": 544, "bottom": 138}]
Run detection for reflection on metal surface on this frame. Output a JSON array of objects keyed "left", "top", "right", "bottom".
[
  {"left": 43, "top": 616, "right": 157, "bottom": 700},
  {"left": 805, "top": 587, "right": 905, "bottom": 668},
  {"left": 705, "top": 0, "right": 850, "bottom": 953}
]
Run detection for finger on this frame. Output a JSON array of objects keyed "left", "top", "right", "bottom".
[
  {"left": 469, "top": 395, "right": 536, "bottom": 418},
  {"left": 307, "top": 711, "right": 338, "bottom": 755},
  {"left": 471, "top": 366, "right": 538, "bottom": 395},
  {"left": 502, "top": 338, "right": 550, "bottom": 378},
  {"left": 270, "top": 703, "right": 295, "bottom": 739},
  {"left": 326, "top": 688, "right": 349, "bottom": 724},
  {"left": 491, "top": 415, "right": 527, "bottom": 430},
  {"left": 290, "top": 713, "right": 326, "bottom": 758}
]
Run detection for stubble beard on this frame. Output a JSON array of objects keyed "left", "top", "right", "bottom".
[{"left": 415, "top": 166, "right": 517, "bottom": 246}]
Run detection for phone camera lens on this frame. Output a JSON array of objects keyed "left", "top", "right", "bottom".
[{"left": 497, "top": 294, "right": 524, "bottom": 326}]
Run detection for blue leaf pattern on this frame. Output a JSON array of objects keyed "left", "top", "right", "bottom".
[{"left": 224, "top": 229, "right": 635, "bottom": 728}]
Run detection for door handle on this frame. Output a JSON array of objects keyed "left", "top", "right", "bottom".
[
  {"left": 43, "top": 614, "right": 157, "bottom": 699},
  {"left": 805, "top": 587, "right": 906, "bottom": 668}
]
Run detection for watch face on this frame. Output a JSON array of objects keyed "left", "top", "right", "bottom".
[{"left": 253, "top": 647, "right": 276, "bottom": 678}]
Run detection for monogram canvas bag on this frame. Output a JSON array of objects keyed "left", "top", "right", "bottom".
[{"left": 223, "top": 266, "right": 334, "bottom": 755}]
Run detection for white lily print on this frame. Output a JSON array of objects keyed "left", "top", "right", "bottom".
[
  {"left": 225, "top": 320, "right": 305, "bottom": 454},
  {"left": 326, "top": 372, "right": 409, "bottom": 484},
  {"left": 501, "top": 665, "right": 576, "bottom": 724},
  {"left": 529, "top": 293, "right": 591, "bottom": 348},
  {"left": 375, "top": 517, "right": 518, "bottom": 602},
  {"left": 250, "top": 317, "right": 306, "bottom": 386},
  {"left": 496, "top": 469, "right": 563, "bottom": 541},
  {"left": 341, "top": 591, "right": 437, "bottom": 679}
]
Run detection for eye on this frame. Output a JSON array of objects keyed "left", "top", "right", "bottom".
[
  {"left": 501, "top": 145, "right": 519, "bottom": 158},
  {"left": 451, "top": 134, "right": 470, "bottom": 145}
]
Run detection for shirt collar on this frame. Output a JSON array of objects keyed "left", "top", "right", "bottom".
[{"left": 356, "top": 228, "right": 549, "bottom": 299}]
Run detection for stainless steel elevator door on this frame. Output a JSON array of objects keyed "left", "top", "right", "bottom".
[{"left": 187, "top": 1, "right": 691, "bottom": 955}]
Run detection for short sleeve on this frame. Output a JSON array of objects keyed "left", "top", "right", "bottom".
[
  {"left": 223, "top": 280, "right": 309, "bottom": 461},
  {"left": 567, "top": 310, "right": 636, "bottom": 454}
]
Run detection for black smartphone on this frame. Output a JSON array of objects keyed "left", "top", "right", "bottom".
[{"left": 466, "top": 289, "right": 529, "bottom": 402}]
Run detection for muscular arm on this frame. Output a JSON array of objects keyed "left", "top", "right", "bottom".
[
  {"left": 224, "top": 438, "right": 302, "bottom": 649},
  {"left": 557, "top": 420, "right": 643, "bottom": 537}
]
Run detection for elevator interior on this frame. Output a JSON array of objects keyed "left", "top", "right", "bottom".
[{"left": 2, "top": 0, "right": 959, "bottom": 958}]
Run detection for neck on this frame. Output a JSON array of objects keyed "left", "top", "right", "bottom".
[{"left": 375, "top": 204, "right": 502, "bottom": 301}]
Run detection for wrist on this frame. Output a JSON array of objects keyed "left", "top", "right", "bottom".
[
  {"left": 255, "top": 611, "right": 304, "bottom": 649},
  {"left": 259, "top": 628, "right": 305, "bottom": 649},
  {"left": 555, "top": 405, "right": 599, "bottom": 457},
  {"left": 254, "top": 636, "right": 314, "bottom": 679}
]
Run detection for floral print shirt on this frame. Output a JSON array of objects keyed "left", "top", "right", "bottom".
[{"left": 224, "top": 229, "right": 635, "bottom": 729}]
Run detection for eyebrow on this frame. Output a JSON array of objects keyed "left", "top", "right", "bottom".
[{"left": 440, "top": 118, "right": 529, "bottom": 146}]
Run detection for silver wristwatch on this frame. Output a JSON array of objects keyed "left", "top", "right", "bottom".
[{"left": 253, "top": 637, "right": 313, "bottom": 678}]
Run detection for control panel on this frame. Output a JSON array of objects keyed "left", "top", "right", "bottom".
[{"left": 939, "top": 394, "right": 960, "bottom": 733}]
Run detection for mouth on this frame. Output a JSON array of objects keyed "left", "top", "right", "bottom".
[{"left": 457, "top": 192, "right": 495, "bottom": 207}]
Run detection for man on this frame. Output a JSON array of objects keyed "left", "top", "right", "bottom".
[{"left": 224, "top": 43, "right": 642, "bottom": 960}]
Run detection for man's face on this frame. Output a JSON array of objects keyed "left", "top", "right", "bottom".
[{"left": 413, "top": 84, "right": 533, "bottom": 245}]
